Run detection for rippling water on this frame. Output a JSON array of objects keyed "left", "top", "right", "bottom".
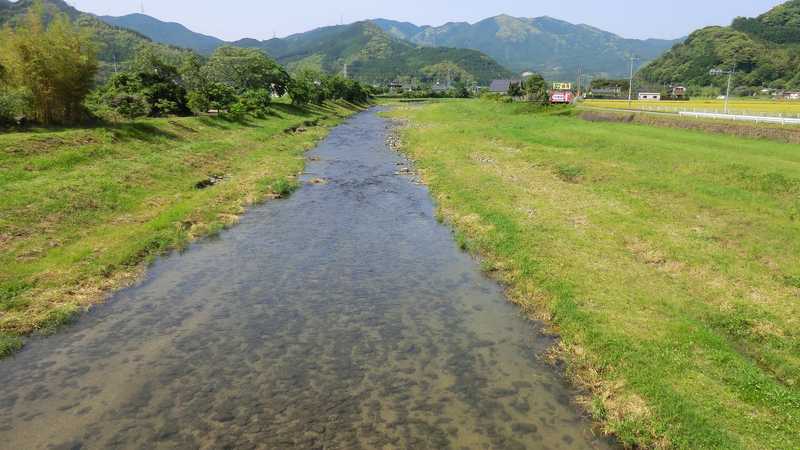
[{"left": 0, "top": 109, "right": 610, "bottom": 450}]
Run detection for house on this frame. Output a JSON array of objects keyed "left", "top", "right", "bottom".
[
  {"left": 784, "top": 92, "right": 800, "bottom": 100},
  {"left": 638, "top": 92, "right": 661, "bottom": 101},
  {"left": 670, "top": 86, "right": 687, "bottom": 98},
  {"left": 431, "top": 81, "right": 450, "bottom": 93},
  {"left": 489, "top": 79, "right": 520, "bottom": 94}
]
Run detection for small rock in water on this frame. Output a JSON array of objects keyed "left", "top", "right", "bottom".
[
  {"left": 195, "top": 174, "right": 227, "bottom": 190},
  {"left": 511, "top": 423, "right": 539, "bottom": 434}
]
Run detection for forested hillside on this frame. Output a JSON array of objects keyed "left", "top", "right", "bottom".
[
  {"left": 101, "top": 13, "right": 225, "bottom": 55},
  {"left": 639, "top": 0, "right": 800, "bottom": 92},
  {"left": 234, "top": 21, "right": 512, "bottom": 84}
]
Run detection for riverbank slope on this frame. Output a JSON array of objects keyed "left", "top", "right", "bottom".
[
  {"left": 1, "top": 101, "right": 362, "bottom": 355},
  {"left": 388, "top": 100, "right": 800, "bottom": 449}
]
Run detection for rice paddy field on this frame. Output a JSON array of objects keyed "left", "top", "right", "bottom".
[{"left": 583, "top": 98, "right": 800, "bottom": 117}]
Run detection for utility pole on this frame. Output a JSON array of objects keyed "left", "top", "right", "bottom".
[
  {"left": 343, "top": 63, "right": 348, "bottom": 79},
  {"left": 725, "top": 67, "right": 735, "bottom": 114},
  {"left": 710, "top": 65, "right": 736, "bottom": 114},
  {"left": 627, "top": 55, "right": 639, "bottom": 108},
  {"left": 576, "top": 66, "right": 582, "bottom": 97}
]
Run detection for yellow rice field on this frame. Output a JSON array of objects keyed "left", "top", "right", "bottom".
[{"left": 583, "top": 98, "right": 800, "bottom": 116}]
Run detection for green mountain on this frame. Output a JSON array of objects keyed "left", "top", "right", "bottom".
[
  {"left": 639, "top": 0, "right": 800, "bottom": 91},
  {"left": 100, "top": 13, "right": 225, "bottom": 55},
  {"left": 372, "top": 16, "right": 681, "bottom": 80},
  {"left": 232, "top": 21, "right": 512, "bottom": 84}
]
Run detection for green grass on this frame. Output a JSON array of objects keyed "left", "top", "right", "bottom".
[
  {"left": 0, "top": 100, "right": 362, "bottom": 347},
  {"left": 388, "top": 100, "right": 800, "bottom": 449}
]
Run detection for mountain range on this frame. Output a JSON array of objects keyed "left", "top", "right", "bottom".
[
  {"left": 639, "top": 0, "right": 800, "bottom": 90},
  {"left": 99, "top": 12, "right": 682, "bottom": 81},
  {"left": 98, "top": 10, "right": 512, "bottom": 84},
  {"left": 372, "top": 16, "right": 681, "bottom": 79},
  {"left": 3, "top": 0, "right": 688, "bottom": 85}
]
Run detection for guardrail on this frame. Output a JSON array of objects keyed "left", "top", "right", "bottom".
[{"left": 679, "top": 111, "right": 800, "bottom": 125}]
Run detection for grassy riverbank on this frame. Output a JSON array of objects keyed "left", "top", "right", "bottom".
[
  {"left": 388, "top": 100, "right": 800, "bottom": 449},
  {"left": 0, "top": 101, "right": 362, "bottom": 355}
]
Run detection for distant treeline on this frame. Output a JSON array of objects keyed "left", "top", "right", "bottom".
[{"left": 0, "top": 0, "right": 372, "bottom": 127}]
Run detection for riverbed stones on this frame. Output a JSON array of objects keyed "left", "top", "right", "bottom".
[{"left": 0, "top": 109, "right": 608, "bottom": 450}]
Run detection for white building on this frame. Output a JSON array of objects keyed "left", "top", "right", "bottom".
[{"left": 638, "top": 92, "right": 661, "bottom": 101}]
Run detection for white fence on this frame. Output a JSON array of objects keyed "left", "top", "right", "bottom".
[{"left": 678, "top": 111, "right": 800, "bottom": 125}]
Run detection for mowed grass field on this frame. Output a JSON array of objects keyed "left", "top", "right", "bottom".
[
  {"left": 584, "top": 98, "right": 800, "bottom": 116},
  {"left": 388, "top": 100, "right": 800, "bottom": 449},
  {"left": 0, "top": 101, "right": 360, "bottom": 356}
]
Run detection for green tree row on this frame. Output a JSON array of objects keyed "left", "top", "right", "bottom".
[{"left": 0, "top": 1, "right": 372, "bottom": 127}]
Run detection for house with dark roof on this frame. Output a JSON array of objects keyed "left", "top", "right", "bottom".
[{"left": 489, "top": 79, "right": 521, "bottom": 94}]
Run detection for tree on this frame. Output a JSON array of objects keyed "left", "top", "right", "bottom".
[
  {"left": 187, "top": 82, "right": 237, "bottom": 114},
  {"left": 237, "top": 89, "right": 272, "bottom": 116},
  {"left": 288, "top": 70, "right": 324, "bottom": 106},
  {"left": 130, "top": 45, "right": 190, "bottom": 116},
  {"left": 522, "top": 73, "right": 549, "bottom": 104},
  {"left": 203, "top": 46, "right": 290, "bottom": 96},
  {"left": 179, "top": 53, "right": 208, "bottom": 93},
  {"left": 507, "top": 81, "right": 523, "bottom": 98},
  {"left": 451, "top": 80, "right": 471, "bottom": 98},
  {"left": 0, "top": 0, "right": 98, "bottom": 125},
  {"left": 85, "top": 72, "right": 151, "bottom": 121}
]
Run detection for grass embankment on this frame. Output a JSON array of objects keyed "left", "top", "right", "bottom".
[
  {"left": 388, "top": 100, "right": 800, "bottom": 449},
  {"left": 583, "top": 98, "right": 800, "bottom": 116},
  {"left": 0, "top": 101, "right": 362, "bottom": 356}
]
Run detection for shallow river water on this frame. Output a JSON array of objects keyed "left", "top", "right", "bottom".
[{"left": 0, "top": 109, "right": 610, "bottom": 450}]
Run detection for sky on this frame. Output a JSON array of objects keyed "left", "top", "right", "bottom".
[{"left": 60, "top": 0, "right": 787, "bottom": 41}]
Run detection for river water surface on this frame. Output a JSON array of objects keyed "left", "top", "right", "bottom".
[{"left": 0, "top": 109, "right": 609, "bottom": 449}]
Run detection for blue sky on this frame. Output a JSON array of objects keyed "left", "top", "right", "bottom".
[{"left": 63, "top": 0, "right": 786, "bottom": 41}]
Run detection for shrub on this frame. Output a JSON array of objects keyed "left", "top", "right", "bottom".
[
  {"left": 0, "top": 87, "right": 27, "bottom": 126},
  {"left": 188, "top": 82, "right": 237, "bottom": 114},
  {"left": 86, "top": 90, "right": 151, "bottom": 121},
  {"left": 238, "top": 88, "right": 271, "bottom": 116}
]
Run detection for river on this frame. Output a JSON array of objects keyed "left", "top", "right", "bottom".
[{"left": 0, "top": 108, "right": 609, "bottom": 450}]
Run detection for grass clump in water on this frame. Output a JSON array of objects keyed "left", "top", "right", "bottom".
[
  {"left": 0, "top": 334, "right": 23, "bottom": 358},
  {"left": 261, "top": 176, "right": 299, "bottom": 198}
]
